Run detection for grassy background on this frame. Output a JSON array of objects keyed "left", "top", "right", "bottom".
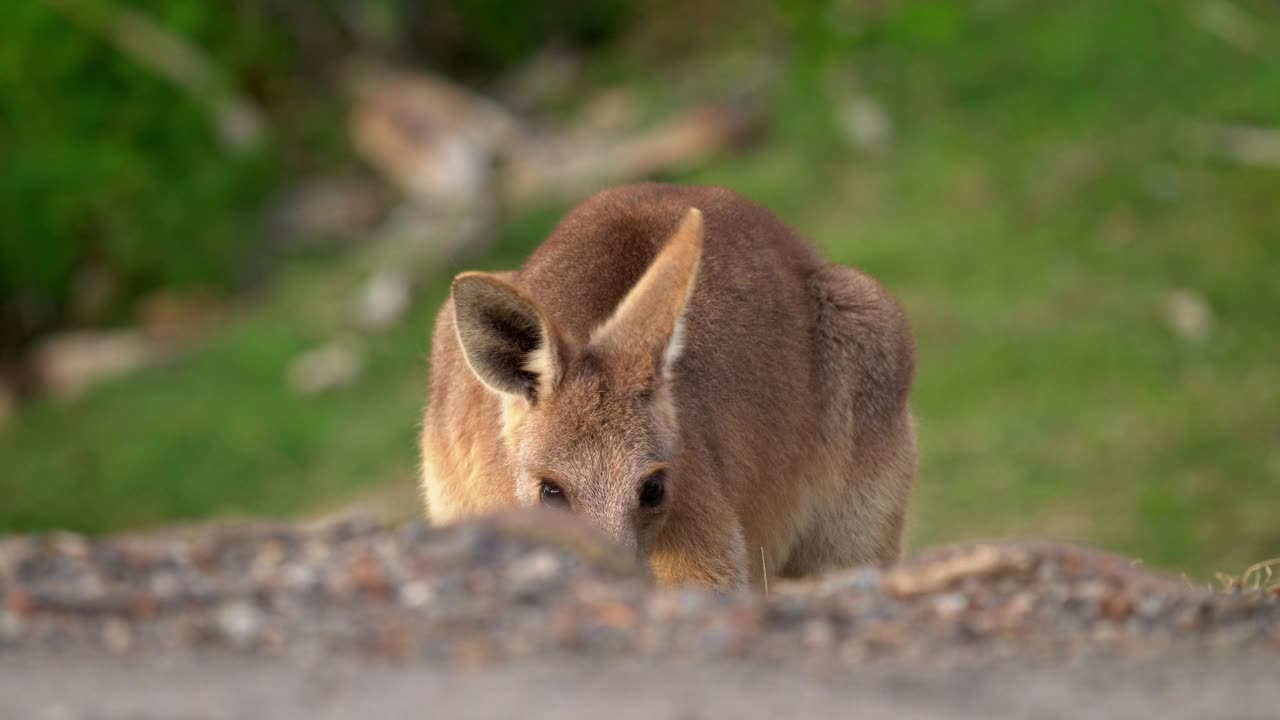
[{"left": 2, "top": 1, "right": 1278, "bottom": 579}]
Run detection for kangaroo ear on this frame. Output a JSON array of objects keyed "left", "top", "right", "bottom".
[
  {"left": 590, "top": 207, "right": 703, "bottom": 380},
  {"left": 452, "top": 272, "right": 565, "bottom": 402}
]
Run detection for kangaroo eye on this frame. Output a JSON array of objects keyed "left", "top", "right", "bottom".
[
  {"left": 539, "top": 480, "right": 569, "bottom": 509},
  {"left": 639, "top": 470, "right": 667, "bottom": 508}
]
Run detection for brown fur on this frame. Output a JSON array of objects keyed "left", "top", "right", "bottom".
[{"left": 420, "top": 183, "right": 917, "bottom": 589}]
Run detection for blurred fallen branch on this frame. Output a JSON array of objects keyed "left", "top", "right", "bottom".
[
  {"left": 345, "top": 61, "right": 518, "bottom": 206},
  {"left": 43, "top": 0, "right": 266, "bottom": 153},
  {"left": 502, "top": 100, "right": 760, "bottom": 205},
  {"left": 274, "top": 56, "right": 772, "bottom": 395},
  {"left": 334, "top": 59, "right": 765, "bottom": 340},
  {"left": 345, "top": 60, "right": 763, "bottom": 209},
  {"left": 1187, "top": 122, "right": 1280, "bottom": 168},
  {"left": 1189, "top": 0, "right": 1266, "bottom": 56},
  {"left": 32, "top": 330, "right": 156, "bottom": 401}
]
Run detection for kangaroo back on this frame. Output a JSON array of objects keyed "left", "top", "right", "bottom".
[{"left": 421, "top": 183, "right": 916, "bottom": 588}]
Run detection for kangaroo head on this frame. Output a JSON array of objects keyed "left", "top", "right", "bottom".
[{"left": 450, "top": 208, "right": 703, "bottom": 558}]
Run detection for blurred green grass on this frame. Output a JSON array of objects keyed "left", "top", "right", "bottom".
[{"left": 2, "top": 1, "right": 1278, "bottom": 577}]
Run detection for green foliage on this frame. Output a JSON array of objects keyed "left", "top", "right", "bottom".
[
  {"left": 401, "top": 0, "right": 635, "bottom": 79},
  {"left": 0, "top": 1, "right": 283, "bottom": 347},
  {"left": 0, "top": 0, "right": 640, "bottom": 350}
]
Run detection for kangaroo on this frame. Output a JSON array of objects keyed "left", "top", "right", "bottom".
[{"left": 420, "top": 183, "right": 917, "bottom": 589}]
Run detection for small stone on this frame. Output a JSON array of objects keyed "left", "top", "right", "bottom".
[
  {"left": 801, "top": 618, "right": 835, "bottom": 649},
  {"left": 1100, "top": 593, "right": 1134, "bottom": 621},
  {"left": 76, "top": 575, "right": 109, "bottom": 602},
  {"left": 282, "top": 563, "right": 319, "bottom": 591},
  {"left": 127, "top": 593, "right": 159, "bottom": 619},
  {"left": 149, "top": 572, "right": 181, "bottom": 601},
  {"left": 51, "top": 533, "right": 90, "bottom": 561},
  {"left": 303, "top": 539, "right": 331, "bottom": 565},
  {"left": 167, "top": 541, "right": 192, "bottom": 565},
  {"left": 398, "top": 580, "right": 435, "bottom": 609},
  {"left": 1063, "top": 596, "right": 1101, "bottom": 621},
  {"left": 1000, "top": 592, "right": 1036, "bottom": 627},
  {"left": 1136, "top": 594, "right": 1167, "bottom": 618},
  {"left": 350, "top": 550, "right": 390, "bottom": 597},
  {"left": 251, "top": 541, "right": 286, "bottom": 582},
  {"left": 1091, "top": 623, "right": 1121, "bottom": 644},
  {"left": 217, "top": 601, "right": 263, "bottom": 649},
  {"left": 932, "top": 592, "right": 970, "bottom": 620},
  {"left": 508, "top": 550, "right": 562, "bottom": 593},
  {"left": 1074, "top": 580, "right": 1110, "bottom": 601},
  {"left": 102, "top": 618, "right": 134, "bottom": 654}
]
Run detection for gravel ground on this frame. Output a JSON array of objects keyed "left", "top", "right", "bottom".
[{"left": 2, "top": 510, "right": 1277, "bottom": 718}]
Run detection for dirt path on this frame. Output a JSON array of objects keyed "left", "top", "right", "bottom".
[{"left": 3, "top": 655, "right": 1276, "bottom": 719}]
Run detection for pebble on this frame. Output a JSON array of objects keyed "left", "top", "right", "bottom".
[
  {"left": 507, "top": 549, "right": 562, "bottom": 591},
  {"left": 102, "top": 617, "right": 134, "bottom": 654},
  {"left": 149, "top": 572, "right": 181, "bottom": 601},
  {"left": 1136, "top": 595, "right": 1167, "bottom": 618},
  {"left": 932, "top": 593, "right": 970, "bottom": 620},
  {"left": 282, "top": 563, "right": 318, "bottom": 591},
  {"left": 1100, "top": 593, "right": 1134, "bottom": 621},
  {"left": 217, "top": 601, "right": 263, "bottom": 650},
  {"left": 1001, "top": 592, "right": 1036, "bottom": 624},
  {"left": 397, "top": 580, "right": 435, "bottom": 609},
  {"left": 349, "top": 550, "right": 390, "bottom": 596},
  {"left": 801, "top": 618, "right": 836, "bottom": 649},
  {"left": 1074, "top": 580, "right": 1110, "bottom": 600},
  {"left": 51, "top": 533, "right": 90, "bottom": 562},
  {"left": 250, "top": 541, "right": 285, "bottom": 582}
]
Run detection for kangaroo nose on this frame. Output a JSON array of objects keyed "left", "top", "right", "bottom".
[
  {"left": 585, "top": 509, "right": 637, "bottom": 556},
  {"left": 605, "top": 524, "right": 638, "bottom": 555}
]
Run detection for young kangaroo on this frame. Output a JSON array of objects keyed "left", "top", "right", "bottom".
[{"left": 420, "top": 184, "right": 916, "bottom": 588}]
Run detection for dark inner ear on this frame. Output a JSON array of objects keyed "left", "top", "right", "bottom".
[
  {"left": 452, "top": 274, "right": 554, "bottom": 402},
  {"left": 473, "top": 306, "right": 541, "bottom": 400}
]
